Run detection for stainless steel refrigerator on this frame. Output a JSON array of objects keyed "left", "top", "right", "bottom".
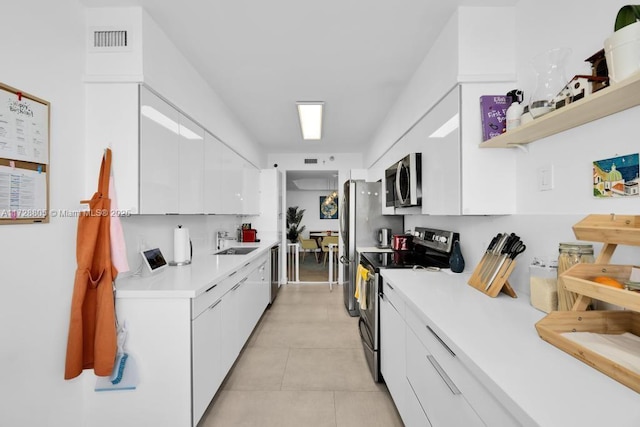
[{"left": 339, "top": 180, "right": 403, "bottom": 316}]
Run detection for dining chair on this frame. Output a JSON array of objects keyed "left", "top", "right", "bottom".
[
  {"left": 321, "top": 236, "right": 339, "bottom": 266},
  {"left": 298, "top": 237, "right": 321, "bottom": 263}
]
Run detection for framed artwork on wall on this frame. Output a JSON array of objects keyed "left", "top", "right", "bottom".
[
  {"left": 593, "top": 153, "right": 639, "bottom": 198},
  {"left": 320, "top": 196, "right": 338, "bottom": 219}
]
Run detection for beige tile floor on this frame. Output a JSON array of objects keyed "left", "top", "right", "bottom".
[{"left": 199, "top": 283, "right": 404, "bottom": 427}]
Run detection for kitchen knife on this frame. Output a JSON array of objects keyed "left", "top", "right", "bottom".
[
  {"left": 476, "top": 234, "right": 500, "bottom": 275},
  {"left": 485, "top": 236, "right": 522, "bottom": 290},
  {"left": 499, "top": 242, "right": 526, "bottom": 279},
  {"left": 480, "top": 233, "right": 511, "bottom": 284},
  {"left": 477, "top": 233, "right": 502, "bottom": 284}
]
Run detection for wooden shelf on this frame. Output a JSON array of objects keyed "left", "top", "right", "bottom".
[
  {"left": 480, "top": 72, "right": 640, "bottom": 148},
  {"left": 562, "top": 263, "right": 640, "bottom": 312}
]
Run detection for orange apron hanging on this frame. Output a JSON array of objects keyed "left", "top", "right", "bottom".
[{"left": 64, "top": 149, "right": 117, "bottom": 379}]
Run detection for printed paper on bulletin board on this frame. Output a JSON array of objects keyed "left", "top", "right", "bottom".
[
  {"left": 0, "top": 86, "right": 49, "bottom": 164},
  {"left": 0, "top": 165, "right": 47, "bottom": 219},
  {"left": 0, "top": 82, "right": 50, "bottom": 224}
]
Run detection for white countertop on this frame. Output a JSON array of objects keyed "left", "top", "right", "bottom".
[
  {"left": 381, "top": 269, "right": 640, "bottom": 427},
  {"left": 115, "top": 241, "right": 278, "bottom": 299}
]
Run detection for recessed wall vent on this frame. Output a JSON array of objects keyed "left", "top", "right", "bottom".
[
  {"left": 94, "top": 30, "right": 127, "bottom": 47},
  {"left": 88, "top": 27, "right": 132, "bottom": 52},
  {"left": 304, "top": 158, "right": 318, "bottom": 164}
]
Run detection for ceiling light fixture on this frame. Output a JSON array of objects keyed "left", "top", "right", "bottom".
[
  {"left": 296, "top": 102, "right": 324, "bottom": 140},
  {"left": 141, "top": 105, "right": 203, "bottom": 140},
  {"left": 429, "top": 113, "right": 459, "bottom": 138}
]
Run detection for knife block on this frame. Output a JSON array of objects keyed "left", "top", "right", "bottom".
[{"left": 467, "top": 256, "right": 518, "bottom": 298}]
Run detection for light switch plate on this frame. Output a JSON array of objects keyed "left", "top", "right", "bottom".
[{"left": 538, "top": 165, "right": 554, "bottom": 191}]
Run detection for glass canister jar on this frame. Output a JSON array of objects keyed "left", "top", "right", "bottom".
[{"left": 557, "top": 242, "right": 595, "bottom": 310}]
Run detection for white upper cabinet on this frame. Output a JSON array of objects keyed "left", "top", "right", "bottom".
[
  {"left": 419, "top": 87, "right": 461, "bottom": 215},
  {"left": 178, "top": 114, "right": 204, "bottom": 214},
  {"left": 140, "top": 87, "right": 205, "bottom": 214},
  {"left": 414, "top": 82, "right": 516, "bottom": 215},
  {"left": 204, "top": 135, "right": 259, "bottom": 215},
  {"left": 242, "top": 160, "right": 260, "bottom": 215},
  {"left": 139, "top": 86, "right": 181, "bottom": 214},
  {"left": 203, "top": 132, "right": 224, "bottom": 214},
  {"left": 87, "top": 83, "right": 258, "bottom": 216},
  {"left": 219, "top": 142, "right": 244, "bottom": 214}
]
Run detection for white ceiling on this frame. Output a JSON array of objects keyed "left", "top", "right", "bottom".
[{"left": 81, "top": 0, "right": 518, "bottom": 155}]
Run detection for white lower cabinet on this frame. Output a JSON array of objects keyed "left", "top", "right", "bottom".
[
  {"left": 379, "top": 283, "right": 407, "bottom": 421},
  {"left": 404, "top": 379, "right": 432, "bottom": 427},
  {"left": 406, "top": 327, "right": 483, "bottom": 427},
  {"left": 380, "top": 279, "right": 518, "bottom": 427},
  {"left": 192, "top": 296, "right": 224, "bottom": 424}
]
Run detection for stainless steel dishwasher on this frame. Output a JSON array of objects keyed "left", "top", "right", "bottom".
[{"left": 269, "top": 245, "right": 279, "bottom": 304}]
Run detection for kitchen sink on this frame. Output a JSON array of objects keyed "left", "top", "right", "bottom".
[{"left": 215, "top": 247, "right": 258, "bottom": 255}]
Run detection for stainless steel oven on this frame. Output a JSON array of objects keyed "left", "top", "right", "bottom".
[
  {"left": 385, "top": 153, "right": 422, "bottom": 208},
  {"left": 357, "top": 254, "right": 380, "bottom": 382}
]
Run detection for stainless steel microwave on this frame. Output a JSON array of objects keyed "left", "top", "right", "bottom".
[{"left": 385, "top": 153, "right": 422, "bottom": 208}]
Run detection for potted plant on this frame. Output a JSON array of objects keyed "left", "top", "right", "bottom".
[
  {"left": 286, "top": 206, "right": 306, "bottom": 243},
  {"left": 605, "top": 5, "right": 640, "bottom": 83}
]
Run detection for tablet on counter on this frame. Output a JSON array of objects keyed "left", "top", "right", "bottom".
[{"left": 140, "top": 248, "right": 168, "bottom": 273}]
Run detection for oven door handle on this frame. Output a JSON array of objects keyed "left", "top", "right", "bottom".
[{"left": 358, "top": 317, "right": 375, "bottom": 353}]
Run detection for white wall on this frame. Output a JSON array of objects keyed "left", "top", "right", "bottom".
[
  {"left": 0, "top": 1, "right": 86, "bottom": 426},
  {"left": 286, "top": 191, "right": 339, "bottom": 238}
]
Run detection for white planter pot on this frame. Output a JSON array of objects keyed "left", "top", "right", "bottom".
[{"left": 605, "top": 21, "right": 640, "bottom": 84}]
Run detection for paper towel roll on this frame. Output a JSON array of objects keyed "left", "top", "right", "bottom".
[{"left": 174, "top": 226, "right": 190, "bottom": 263}]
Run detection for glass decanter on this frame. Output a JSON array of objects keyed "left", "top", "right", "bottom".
[{"left": 528, "top": 47, "right": 572, "bottom": 119}]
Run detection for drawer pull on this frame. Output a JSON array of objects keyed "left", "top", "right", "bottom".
[
  {"left": 243, "top": 262, "right": 251, "bottom": 268},
  {"left": 387, "top": 283, "right": 395, "bottom": 290},
  {"left": 205, "top": 283, "right": 217, "bottom": 293},
  {"left": 232, "top": 277, "right": 249, "bottom": 291},
  {"left": 207, "top": 299, "right": 222, "bottom": 311},
  {"left": 228, "top": 270, "right": 238, "bottom": 277},
  {"left": 426, "top": 355, "right": 461, "bottom": 395},
  {"left": 426, "top": 325, "right": 456, "bottom": 357}
]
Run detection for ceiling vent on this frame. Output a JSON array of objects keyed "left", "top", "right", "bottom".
[
  {"left": 304, "top": 158, "right": 318, "bottom": 164},
  {"left": 88, "top": 28, "right": 131, "bottom": 52}
]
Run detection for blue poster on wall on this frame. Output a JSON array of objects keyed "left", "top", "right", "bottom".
[{"left": 320, "top": 196, "right": 338, "bottom": 219}]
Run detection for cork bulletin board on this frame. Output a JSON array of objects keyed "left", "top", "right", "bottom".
[{"left": 0, "top": 82, "right": 50, "bottom": 224}]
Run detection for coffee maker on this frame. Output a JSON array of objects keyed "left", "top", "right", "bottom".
[{"left": 378, "top": 228, "right": 392, "bottom": 248}]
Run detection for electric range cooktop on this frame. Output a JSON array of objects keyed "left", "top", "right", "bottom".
[{"left": 360, "top": 227, "right": 459, "bottom": 271}]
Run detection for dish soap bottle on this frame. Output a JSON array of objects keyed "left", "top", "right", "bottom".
[{"left": 506, "top": 89, "right": 524, "bottom": 131}]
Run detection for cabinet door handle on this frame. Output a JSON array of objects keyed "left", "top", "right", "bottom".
[
  {"left": 205, "top": 283, "right": 217, "bottom": 293},
  {"left": 232, "top": 277, "right": 249, "bottom": 291},
  {"left": 386, "top": 283, "right": 394, "bottom": 290},
  {"left": 228, "top": 270, "right": 238, "bottom": 278},
  {"left": 426, "top": 325, "right": 456, "bottom": 357},
  {"left": 207, "top": 299, "right": 222, "bottom": 311},
  {"left": 243, "top": 262, "right": 251, "bottom": 268},
  {"left": 426, "top": 355, "right": 461, "bottom": 395}
]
